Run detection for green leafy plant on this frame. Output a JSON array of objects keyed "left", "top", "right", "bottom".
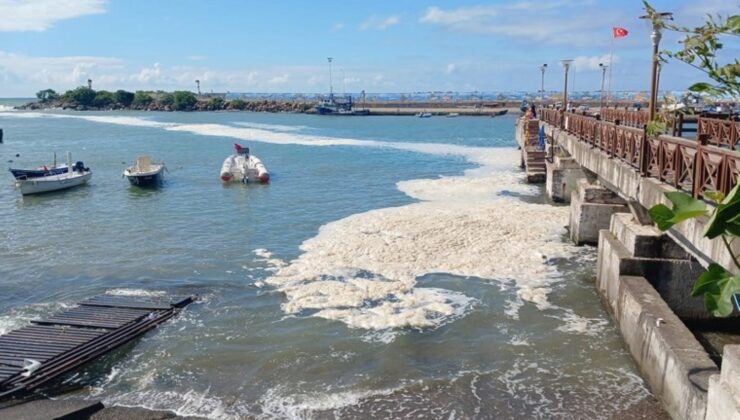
[{"left": 648, "top": 180, "right": 740, "bottom": 316}]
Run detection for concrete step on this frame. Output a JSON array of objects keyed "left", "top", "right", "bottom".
[
  {"left": 720, "top": 346, "right": 740, "bottom": 396},
  {"left": 706, "top": 374, "right": 740, "bottom": 420},
  {"left": 0, "top": 399, "right": 104, "bottom": 420}
]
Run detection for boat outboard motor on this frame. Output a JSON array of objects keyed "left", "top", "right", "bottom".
[{"left": 73, "top": 161, "right": 87, "bottom": 173}]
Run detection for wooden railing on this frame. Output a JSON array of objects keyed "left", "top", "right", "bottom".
[
  {"left": 698, "top": 116, "right": 740, "bottom": 150},
  {"left": 600, "top": 108, "right": 650, "bottom": 128},
  {"left": 540, "top": 108, "right": 740, "bottom": 197}
]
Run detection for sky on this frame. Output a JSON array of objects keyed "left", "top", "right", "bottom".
[{"left": 0, "top": 0, "right": 737, "bottom": 97}]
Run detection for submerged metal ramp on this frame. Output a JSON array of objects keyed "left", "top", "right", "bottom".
[{"left": 0, "top": 294, "right": 194, "bottom": 400}]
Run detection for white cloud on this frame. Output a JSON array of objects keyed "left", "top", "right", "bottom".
[
  {"left": 0, "top": 0, "right": 106, "bottom": 31},
  {"left": 572, "top": 54, "right": 620, "bottom": 72},
  {"left": 267, "top": 74, "right": 290, "bottom": 85},
  {"left": 0, "top": 50, "right": 121, "bottom": 91},
  {"left": 445, "top": 63, "right": 458, "bottom": 75},
  {"left": 187, "top": 55, "right": 207, "bottom": 61},
  {"left": 419, "top": 1, "right": 622, "bottom": 46},
  {"left": 359, "top": 15, "right": 400, "bottom": 31},
  {"left": 332, "top": 22, "right": 345, "bottom": 32}
]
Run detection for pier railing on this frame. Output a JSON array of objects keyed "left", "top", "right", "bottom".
[
  {"left": 600, "top": 108, "right": 650, "bottom": 128},
  {"left": 541, "top": 109, "right": 740, "bottom": 197},
  {"left": 698, "top": 116, "right": 740, "bottom": 150}
]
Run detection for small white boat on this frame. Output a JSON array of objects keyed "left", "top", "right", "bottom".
[
  {"left": 220, "top": 144, "right": 269, "bottom": 183},
  {"left": 16, "top": 153, "right": 91, "bottom": 195},
  {"left": 447, "top": 113, "right": 460, "bottom": 118},
  {"left": 123, "top": 155, "right": 166, "bottom": 187},
  {"left": 416, "top": 112, "right": 432, "bottom": 118}
]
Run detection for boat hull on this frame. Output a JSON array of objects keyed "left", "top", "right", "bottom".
[
  {"left": 126, "top": 172, "right": 162, "bottom": 186},
  {"left": 220, "top": 154, "right": 269, "bottom": 183},
  {"left": 17, "top": 172, "right": 92, "bottom": 195},
  {"left": 123, "top": 162, "right": 165, "bottom": 187}
]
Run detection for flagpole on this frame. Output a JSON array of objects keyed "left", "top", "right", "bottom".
[{"left": 607, "top": 30, "right": 614, "bottom": 107}]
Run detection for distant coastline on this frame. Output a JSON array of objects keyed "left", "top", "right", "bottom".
[{"left": 15, "top": 87, "right": 527, "bottom": 116}]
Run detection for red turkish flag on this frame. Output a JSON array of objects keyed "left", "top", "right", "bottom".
[{"left": 613, "top": 27, "right": 628, "bottom": 38}]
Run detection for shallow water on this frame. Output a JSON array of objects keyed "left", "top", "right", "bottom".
[{"left": 0, "top": 107, "right": 656, "bottom": 418}]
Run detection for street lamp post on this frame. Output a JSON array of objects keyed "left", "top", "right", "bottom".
[
  {"left": 599, "top": 63, "right": 608, "bottom": 110},
  {"left": 327, "top": 57, "right": 334, "bottom": 97},
  {"left": 561, "top": 59, "right": 573, "bottom": 112},
  {"left": 539, "top": 64, "right": 548, "bottom": 103},
  {"left": 640, "top": 10, "right": 673, "bottom": 121}
]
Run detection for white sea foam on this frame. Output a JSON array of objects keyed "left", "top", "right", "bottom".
[
  {"left": 106, "top": 288, "right": 167, "bottom": 297},
  {"left": 233, "top": 122, "right": 310, "bottom": 132},
  {"left": 258, "top": 384, "right": 403, "bottom": 419},
  {"left": 103, "top": 389, "right": 233, "bottom": 419},
  {"left": 0, "top": 302, "right": 72, "bottom": 335},
  {"left": 554, "top": 309, "right": 609, "bottom": 336},
  {"left": 0, "top": 105, "right": 16, "bottom": 112}
]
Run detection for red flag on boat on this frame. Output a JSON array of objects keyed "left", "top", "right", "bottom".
[{"left": 613, "top": 27, "right": 628, "bottom": 38}]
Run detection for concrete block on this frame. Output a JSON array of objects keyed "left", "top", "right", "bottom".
[
  {"left": 721, "top": 346, "right": 740, "bottom": 396},
  {"left": 610, "top": 213, "right": 690, "bottom": 260},
  {"left": 706, "top": 375, "right": 740, "bottom": 420},
  {"left": 569, "top": 181, "right": 628, "bottom": 245},
  {"left": 546, "top": 156, "right": 590, "bottom": 203},
  {"left": 0, "top": 398, "right": 104, "bottom": 420},
  {"left": 597, "top": 229, "right": 709, "bottom": 320},
  {"left": 618, "top": 276, "right": 717, "bottom": 420}
]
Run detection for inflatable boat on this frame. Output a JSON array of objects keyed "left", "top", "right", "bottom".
[{"left": 220, "top": 144, "right": 269, "bottom": 183}]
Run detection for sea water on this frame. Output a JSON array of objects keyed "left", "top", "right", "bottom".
[{"left": 0, "top": 106, "right": 659, "bottom": 418}]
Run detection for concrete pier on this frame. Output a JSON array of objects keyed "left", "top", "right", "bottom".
[
  {"left": 545, "top": 154, "right": 591, "bottom": 202},
  {"left": 534, "top": 112, "right": 740, "bottom": 420},
  {"left": 569, "top": 180, "right": 628, "bottom": 245},
  {"left": 596, "top": 213, "right": 709, "bottom": 320}
]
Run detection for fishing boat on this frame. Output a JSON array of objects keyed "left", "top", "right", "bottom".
[
  {"left": 9, "top": 153, "right": 68, "bottom": 179},
  {"left": 123, "top": 155, "right": 166, "bottom": 187},
  {"left": 447, "top": 113, "right": 460, "bottom": 118},
  {"left": 491, "top": 109, "right": 509, "bottom": 117},
  {"left": 15, "top": 153, "right": 91, "bottom": 195},
  {"left": 316, "top": 94, "right": 369, "bottom": 116},
  {"left": 416, "top": 112, "right": 432, "bottom": 118},
  {"left": 220, "top": 144, "right": 269, "bottom": 184}
]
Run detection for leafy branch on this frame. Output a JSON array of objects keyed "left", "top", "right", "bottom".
[
  {"left": 644, "top": 1, "right": 739, "bottom": 98},
  {"left": 648, "top": 180, "right": 740, "bottom": 316}
]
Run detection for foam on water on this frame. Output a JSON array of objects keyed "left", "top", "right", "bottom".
[
  {"left": 0, "top": 302, "right": 72, "bottom": 335},
  {"left": 105, "top": 288, "right": 168, "bottom": 297},
  {"left": 233, "top": 121, "right": 311, "bottom": 132}
]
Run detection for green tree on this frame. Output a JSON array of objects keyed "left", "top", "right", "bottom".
[
  {"left": 132, "top": 91, "right": 154, "bottom": 106},
  {"left": 159, "top": 92, "right": 174, "bottom": 107},
  {"left": 230, "top": 99, "right": 246, "bottom": 110},
  {"left": 208, "top": 96, "right": 225, "bottom": 110},
  {"left": 36, "top": 89, "right": 59, "bottom": 102},
  {"left": 171, "top": 91, "right": 197, "bottom": 111},
  {"left": 114, "top": 90, "right": 135, "bottom": 107},
  {"left": 93, "top": 90, "right": 115, "bottom": 107},
  {"left": 63, "top": 86, "right": 97, "bottom": 106}
]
